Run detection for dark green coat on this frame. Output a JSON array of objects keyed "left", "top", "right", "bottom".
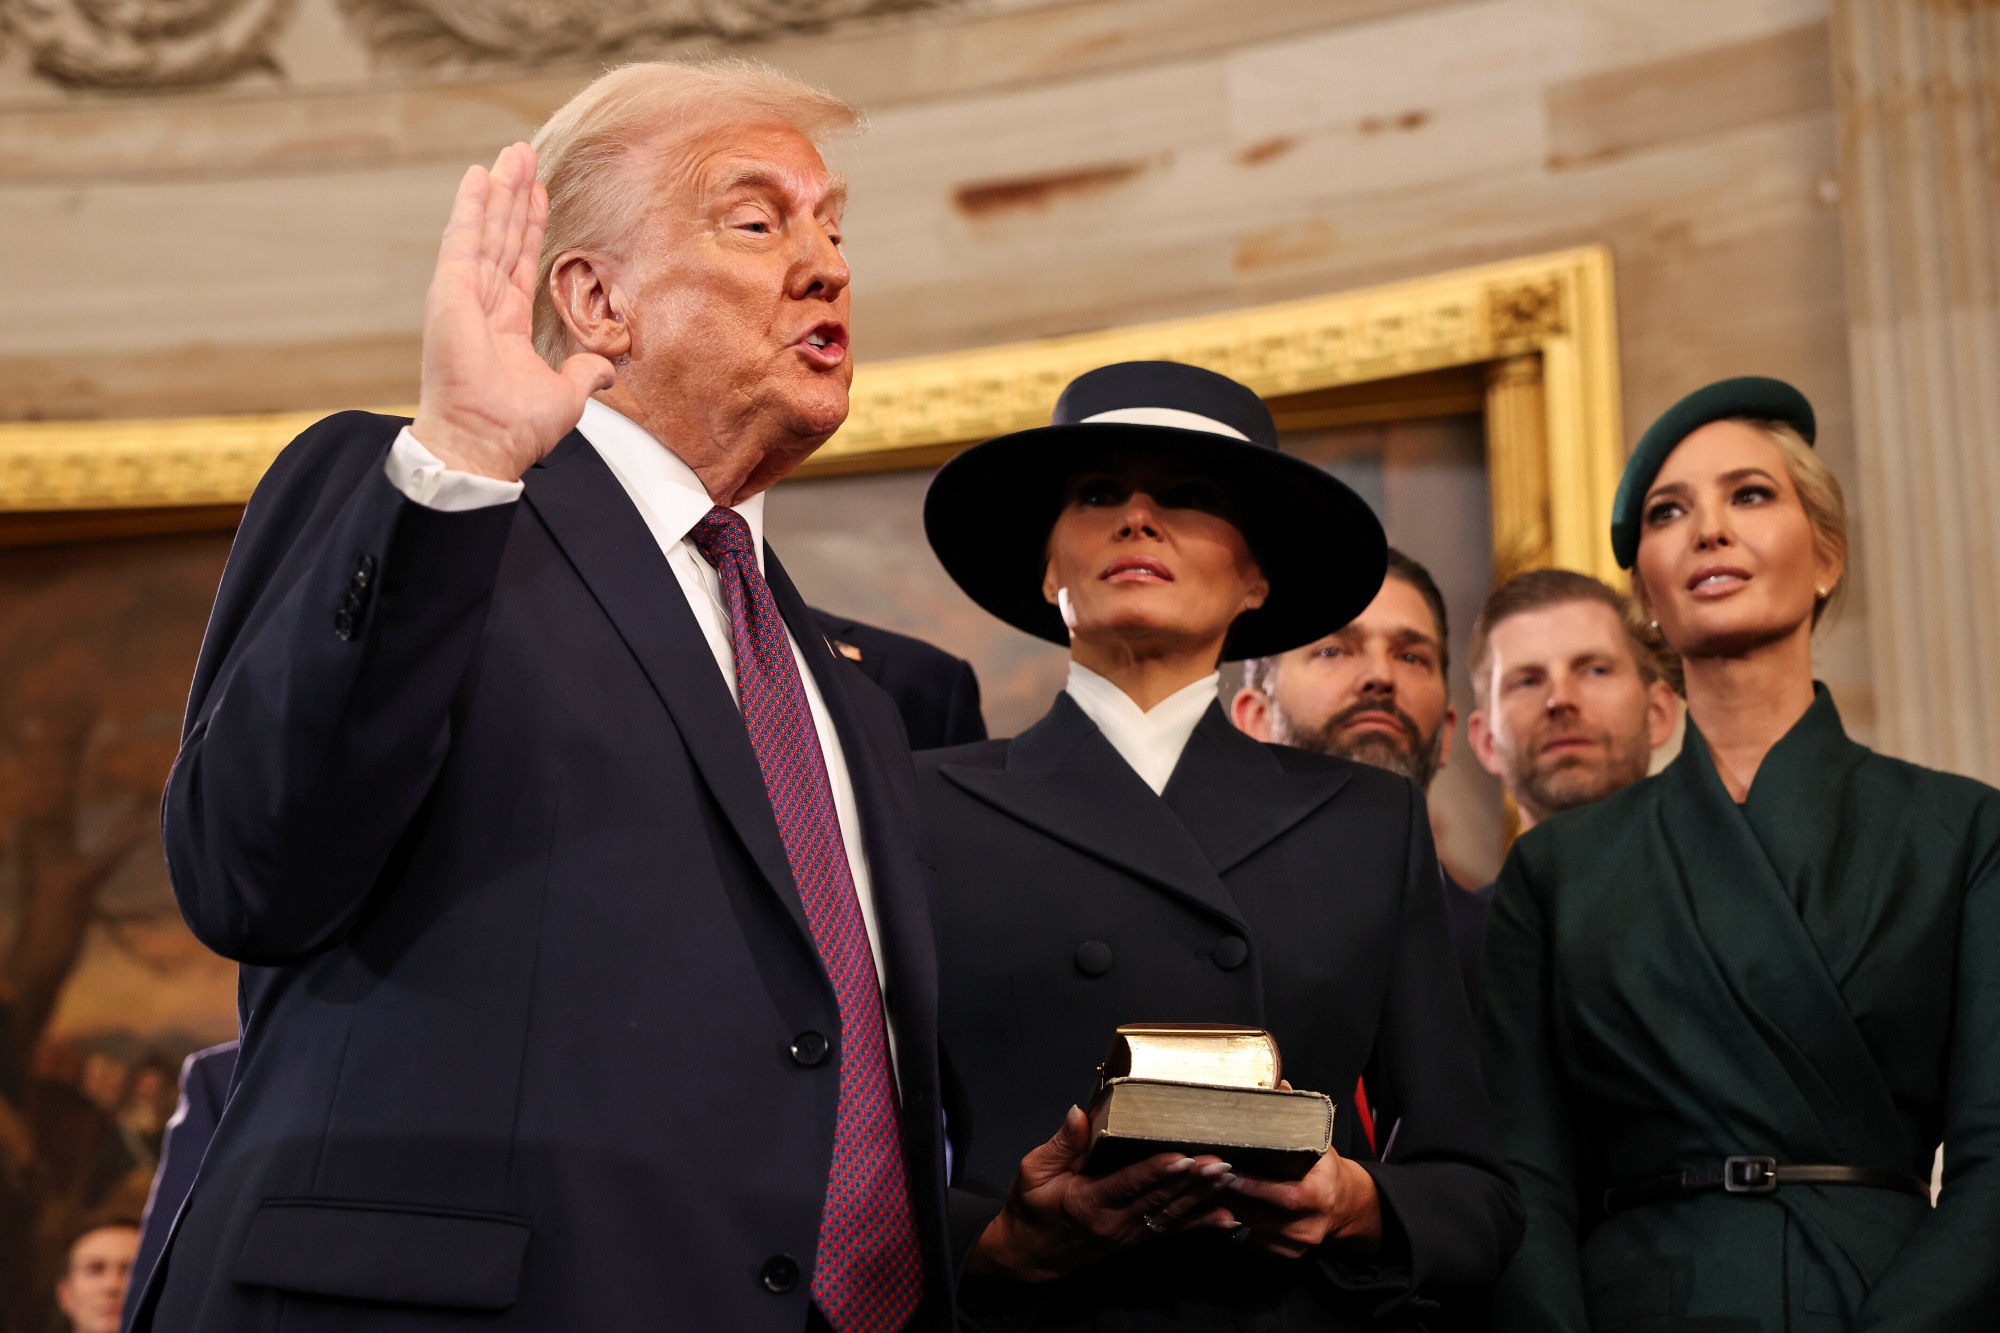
[{"left": 1481, "top": 686, "right": 2000, "bottom": 1331}]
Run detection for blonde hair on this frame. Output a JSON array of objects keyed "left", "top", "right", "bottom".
[
  {"left": 1632, "top": 417, "right": 1849, "bottom": 629},
  {"left": 529, "top": 58, "right": 861, "bottom": 365}
]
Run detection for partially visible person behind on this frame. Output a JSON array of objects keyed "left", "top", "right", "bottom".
[
  {"left": 1231, "top": 549, "right": 1492, "bottom": 1004},
  {"left": 1483, "top": 378, "right": 2000, "bottom": 1329},
  {"left": 812, "top": 609, "right": 987, "bottom": 749},
  {"left": 56, "top": 1220, "right": 138, "bottom": 1333},
  {"left": 1465, "top": 569, "right": 1678, "bottom": 836},
  {"left": 121, "top": 1042, "right": 238, "bottom": 1333},
  {"left": 1455, "top": 570, "right": 1679, "bottom": 1003},
  {"left": 1232, "top": 547, "right": 1454, "bottom": 790}
]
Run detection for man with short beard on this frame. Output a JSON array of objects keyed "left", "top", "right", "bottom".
[{"left": 1231, "top": 548, "right": 1455, "bottom": 789}]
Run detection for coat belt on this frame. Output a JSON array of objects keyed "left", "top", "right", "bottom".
[{"left": 1601, "top": 1155, "right": 1930, "bottom": 1215}]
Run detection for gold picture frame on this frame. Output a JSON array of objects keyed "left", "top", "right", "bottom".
[{"left": 0, "top": 246, "right": 1623, "bottom": 581}]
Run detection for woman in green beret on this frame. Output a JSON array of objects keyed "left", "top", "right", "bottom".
[{"left": 1480, "top": 376, "right": 2000, "bottom": 1329}]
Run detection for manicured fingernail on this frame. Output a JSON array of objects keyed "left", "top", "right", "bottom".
[
  {"left": 1225, "top": 1175, "right": 1248, "bottom": 1190},
  {"left": 1198, "top": 1161, "right": 1232, "bottom": 1177},
  {"left": 1166, "top": 1157, "right": 1195, "bottom": 1173}
]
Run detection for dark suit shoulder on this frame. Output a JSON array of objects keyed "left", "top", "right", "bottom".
[
  {"left": 915, "top": 736, "right": 1011, "bottom": 776},
  {"left": 1852, "top": 745, "right": 2000, "bottom": 838},
  {"left": 814, "top": 613, "right": 969, "bottom": 673},
  {"left": 259, "top": 410, "right": 408, "bottom": 494},
  {"left": 232, "top": 409, "right": 409, "bottom": 552}
]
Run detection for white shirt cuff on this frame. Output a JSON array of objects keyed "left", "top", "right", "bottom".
[{"left": 384, "top": 427, "right": 524, "bottom": 511}]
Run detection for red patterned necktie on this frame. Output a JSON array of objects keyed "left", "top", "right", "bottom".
[{"left": 688, "top": 506, "right": 922, "bottom": 1333}]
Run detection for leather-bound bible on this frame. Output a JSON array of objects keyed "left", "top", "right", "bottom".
[{"left": 1081, "top": 1024, "right": 1334, "bottom": 1181}]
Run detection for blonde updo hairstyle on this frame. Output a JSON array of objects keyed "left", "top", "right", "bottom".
[{"left": 1631, "top": 418, "right": 1849, "bottom": 630}]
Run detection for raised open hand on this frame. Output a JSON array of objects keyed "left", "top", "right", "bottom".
[{"left": 412, "top": 142, "right": 616, "bottom": 481}]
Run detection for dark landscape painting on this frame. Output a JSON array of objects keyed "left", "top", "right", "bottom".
[{"left": 0, "top": 531, "right": 234, "bottom": 1330}]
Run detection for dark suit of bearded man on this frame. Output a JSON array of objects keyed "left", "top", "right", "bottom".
[{"left": 138, "top": 65, "right": 952, "bottom": 1333}]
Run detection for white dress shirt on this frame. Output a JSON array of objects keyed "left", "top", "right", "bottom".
[
  {"left": 1063, "top": 662, "right": 1221, "bottom": 796},
  {"left": 384, "top": 403, "right": 893, "bottom": 1014}
]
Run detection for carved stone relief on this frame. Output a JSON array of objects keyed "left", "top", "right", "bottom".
[
  {"left": 0, "top": 0, "right": 297, "bottom": 89},
  {"left": 0, "top": 0, "right": 967, "bottom": 88},
  {"left": 337, "top": 0, "right": 951, "bottom": 66}
]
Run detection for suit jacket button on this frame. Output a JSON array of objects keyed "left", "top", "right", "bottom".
[
  {"left": 1214, "top": 936, "right": 1249, "bottom": 970},
  {"left": 759, "top": 1254, "right": 800, "bottom": 1294},
  {"left": 790, "top": 1031, "right": 830, "bottom": 1067},
  {"left": 1074, "top": 941, "right": 1114, "bottom": 977}
]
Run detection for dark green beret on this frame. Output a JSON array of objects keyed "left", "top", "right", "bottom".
[{"left": 1610, "top": 375, "right": 1816, "bottom": 568}]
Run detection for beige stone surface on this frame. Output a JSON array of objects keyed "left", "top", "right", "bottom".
[{"left": 1833, "top": 0, "right": 2000, "bottom": 785}]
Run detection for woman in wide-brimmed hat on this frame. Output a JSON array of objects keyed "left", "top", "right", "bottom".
[
  {"left": 918, "top": 361, "right": 1522, "bottom": 1329},
  {"left": 1481, "top": 377, "right": 2000, "bottom": 1330}
]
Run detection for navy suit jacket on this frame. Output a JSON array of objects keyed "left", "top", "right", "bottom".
[
  {"left": 142, "top": 413, "right": 953, "bottom": 1330},
  {"left": 810, "top": 612, "right": 986, "bottom": 752}
]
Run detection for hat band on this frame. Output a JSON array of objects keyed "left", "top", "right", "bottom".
[{"left": 1079, "top": 406, "right": 1250, "bottom": 440}]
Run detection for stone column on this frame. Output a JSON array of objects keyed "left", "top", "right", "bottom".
[{"left": 1832, "top": 0, "right": 2000, "bottom": 783}]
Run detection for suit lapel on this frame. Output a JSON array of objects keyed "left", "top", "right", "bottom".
[
  {"left": 941, "top": 695, "right": 1247, "bottom": 931},
  {"left": 521, "top": 433, "right": 810, "bottom": 945},
  {"left": 1659, "top": 705, "right": 1910, "bottom": 1168},
  {"left": 1163, "top": 707, "right": 1351, "bottom": 875}
]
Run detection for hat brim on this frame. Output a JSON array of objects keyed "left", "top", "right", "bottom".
[{"left": 923, "top": 422, "right": 1387, "bottom": 661}]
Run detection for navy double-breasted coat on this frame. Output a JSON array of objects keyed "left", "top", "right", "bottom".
[{"left": 919, "top": 695, "right": 1523, "bottom": 1329}]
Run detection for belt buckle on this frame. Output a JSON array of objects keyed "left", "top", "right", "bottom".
[{"left": 1724, "top": 1155, "right": 1778, "bottom": 1194}]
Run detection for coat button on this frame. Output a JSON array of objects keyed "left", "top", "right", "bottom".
[
  {"left": 790, "top": 1031, "right": 830, "bottom": 1067},
  {"left": 1074, "top": 940, "right": 1114, "bottom": 977},
  {"left": 333, "top": 610, "right": 357, "bottom": 641},
  {"left": 759, "top": 1253, "right": 800, "bottom": 1294},
  {"left": 1214, "top": 936, "right": 1249, "bottom": 970},
  {"left": 353, "top": 555, "right": 377, "bottom": 588}
]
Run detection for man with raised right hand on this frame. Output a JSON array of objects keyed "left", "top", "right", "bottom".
[{"left": 141, "top": 60, "right": 1049, "bottom": 1333}]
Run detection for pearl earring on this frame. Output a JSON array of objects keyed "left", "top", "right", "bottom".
[
  {"left": 1649, "top": 620, "right": 1658, "bottom": 631},
  {"left": 1815, "top": 586, "right": 1828, "bottom": 598}
]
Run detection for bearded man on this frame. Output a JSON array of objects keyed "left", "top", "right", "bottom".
[
  {"left": 1230, "top": 549, "right": 1455, "bottom": 790},
  {"left": 144, "top": 61, "right": 953, "bottom": 1332}
]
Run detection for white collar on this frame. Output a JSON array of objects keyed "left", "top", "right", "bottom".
[
  {"left": 1064, "top": 662, "right": 1220, "bottom": 796},
  {"left": 575, "top": 398, "right": 765, "bottom": 570}
]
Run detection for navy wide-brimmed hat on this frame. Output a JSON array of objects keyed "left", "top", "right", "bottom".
[
  {"left": 923, "top": 361, "right": 1387, "bottom": 661},
  {"left": 1611, "top": 376, "right": 1817, "bottom": 568}
]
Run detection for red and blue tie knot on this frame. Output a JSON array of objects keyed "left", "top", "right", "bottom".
[{"left": 690, "top": 504, "right": 756, "bottom": 567}]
